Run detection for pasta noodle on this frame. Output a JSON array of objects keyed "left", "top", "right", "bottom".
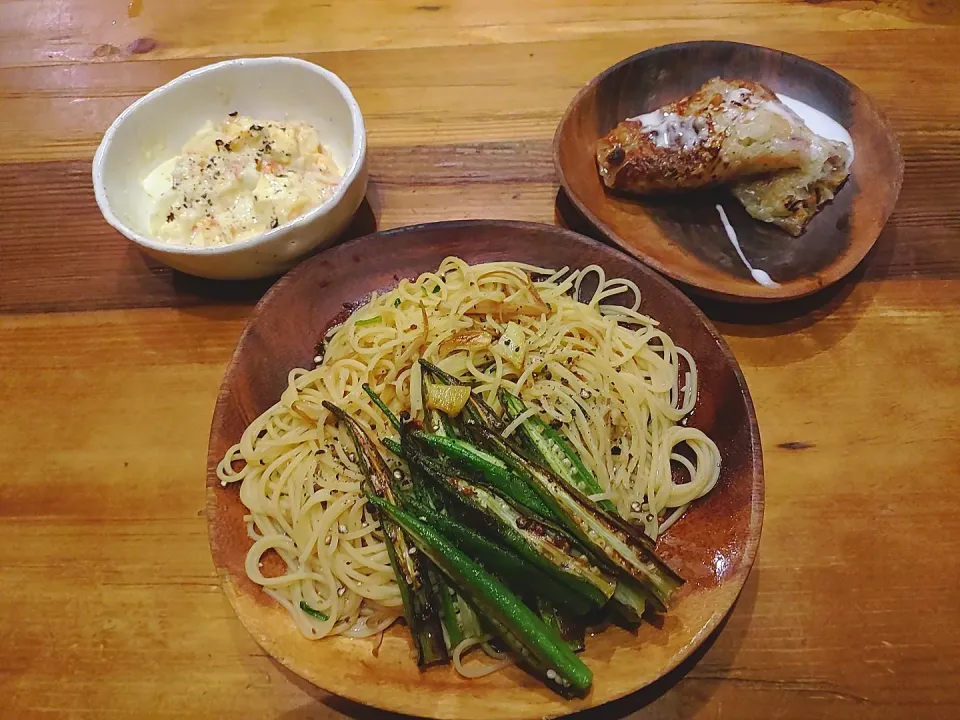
[
  {"left": 451, "top": 636, "right": 513, "bottom": 678},
  {"left": 216, "top": 257, "right": 721, "bottom": 661}
]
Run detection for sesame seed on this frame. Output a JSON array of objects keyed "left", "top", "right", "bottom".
[
  {"left": 337, "top": 586, "right": 346, "bottom": 597},
  {"left": 546, "top": 669, "right": 557, "bottom": 680}
]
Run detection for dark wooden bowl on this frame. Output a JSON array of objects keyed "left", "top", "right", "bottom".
[
  {"left": 554, "top": 40, "right": 903, "bottom": 303},
  {"left": 206, "top": 220, "right": 764, "bottom": 718}
]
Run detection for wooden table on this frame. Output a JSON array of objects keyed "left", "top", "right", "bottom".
[{"left": 2, "top": 1, "right": 958, "bottom": 718}]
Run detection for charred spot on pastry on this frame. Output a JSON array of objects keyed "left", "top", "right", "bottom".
[
  {"left": 784, "top": 196, "right": 804, "bottom": 212},
  {"left": 606, "top": 146, "right": 626, "bottom": 166}
]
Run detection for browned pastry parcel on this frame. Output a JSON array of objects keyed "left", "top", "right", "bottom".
[{"left": 596, "top": 77, "right": 851, "bottom": 235}]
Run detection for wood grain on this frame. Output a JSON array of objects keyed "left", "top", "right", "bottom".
[
  {"left": 2, "top": 0, "right": 959, "bottom": 718},
  {"left": 3, "top": 1, "right": 958, "bottom": 71},
  {"left": 2, "top": 28, "right": 960, "bottom": 164},
  {"left": 1, "top": 138, "right": 957, "bottom": 315}
]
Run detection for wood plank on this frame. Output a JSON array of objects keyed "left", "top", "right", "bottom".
[
  {"left": 1, "top": 136, "right": 958, "bottom": 315},
  {"left": 2, "top": 28, "right": 960, "bottom": 163},
  {"left": 1, "top": 278, "right": 958, "bottom": 718},
  {"left": 2, "top": 0, "right": 958, "bottom": 71}
]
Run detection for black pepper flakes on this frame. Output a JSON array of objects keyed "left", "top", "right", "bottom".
[
  {"left": 250, "top": 124, "right": 263, "bottom": 132},
  {"left": 611, "top": 446, "right": 622, "bottom": 456},
  {"left": 166, "top": 212, "right": 175, "bottom": 223},
  {"left": 228, "top": 111, "right": 238, "bottom": 117},
  {"left": 215, "top": 139, "right": 224, "bottom": 150},
  {"left": 269, "top": 217, "right": 279, "bottom": 229}
]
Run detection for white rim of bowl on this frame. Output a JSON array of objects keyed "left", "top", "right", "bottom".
[{"left": 91, "top": 56, "right": 367, "bottom": 256}]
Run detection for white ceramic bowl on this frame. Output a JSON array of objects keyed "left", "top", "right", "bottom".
[{"left": 92, "top": 57, "right": 368, "bottom": 280}]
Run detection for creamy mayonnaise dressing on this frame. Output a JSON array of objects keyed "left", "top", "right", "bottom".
[
  {"left": 715, "top": 204, "right": 779, "bottom": 288},
  {"left": 626, "top": 109, "right": 708, "bottom": 150},
  {"left": 626, "top": 88, "right": 854, "bottom": 163},
  {"left": 776, "top": 94, "right": 855, "bottom": 161},
  {"left": 142, "top": 115, "right": 341, "bottom": 248}
]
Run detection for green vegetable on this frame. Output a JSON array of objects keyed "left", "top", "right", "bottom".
[
  {"left": 322, "top": 401, "right": 448, "bottom": 667},
  {"left": 367, "top": 494, "right": 593, "bottom": 696},
  {"left": 536, "top": 598, "right": 585, "bottom": 653},
  {"left": 411, "top": 430, "right": 555, "bottom": 520},
  {"left": 404, "top": 455, "right": 614, "bottom": 615},
  {"left": 355, "top": 315, "right": 382, "bottom": 327},
  {"left": 418, "top": 359, "right": 504, "bottom": 431},
  {"left": 362, "top": 383, "right": 401, "bottom": 432},
  {"left": 393, "top": 430, "right": 481, "bottom": 652},
  {"left": 404, "top": 494, "right": 598, "bottom": 617},
  {"left": 381, "top": 436, "right": 403, "bottom": 457},
  {"left": 499, "top": 389, "right": 618, "bottom": 515},
  {"left": 610, "top": 575, "right": 649, "bottom": 624},
  {"left": 424, "top": 560, "right": 479, "bottom": 652},
  {"left": 299, "top": 601, "right": 329, "bottom": 621},
  {"left": 470, "top": 425, "right": 683, "bottom": 610}
]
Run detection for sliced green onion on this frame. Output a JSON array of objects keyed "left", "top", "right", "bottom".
[
  {"left": 355, "top": 315, "right": 383, "bottom": 327},
  {"left": 299, "top": 601, "right": 329, "bottom": 621}
]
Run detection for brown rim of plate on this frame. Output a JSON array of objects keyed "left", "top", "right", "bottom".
[
  {"left": 206, "top": 219, "right": 764, "bottom": 719},
  {"left": 553, "top": 40, "right": 904, "bottom": 303}
]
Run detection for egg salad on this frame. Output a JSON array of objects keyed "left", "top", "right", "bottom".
[{"left": 143, "top": 114, "right": 342, "bottom": 247}]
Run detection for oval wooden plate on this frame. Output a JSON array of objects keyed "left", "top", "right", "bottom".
[
  {"left": 554, "top": 40, "right": 903, "bottom": 303},
  {"left": 206, "top": 220, "right": 764, "bottom": 719}
]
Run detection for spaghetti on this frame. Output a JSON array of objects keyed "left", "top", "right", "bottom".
[{"left": 217, "top": 257, "right": 721, "bottom": 660}]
